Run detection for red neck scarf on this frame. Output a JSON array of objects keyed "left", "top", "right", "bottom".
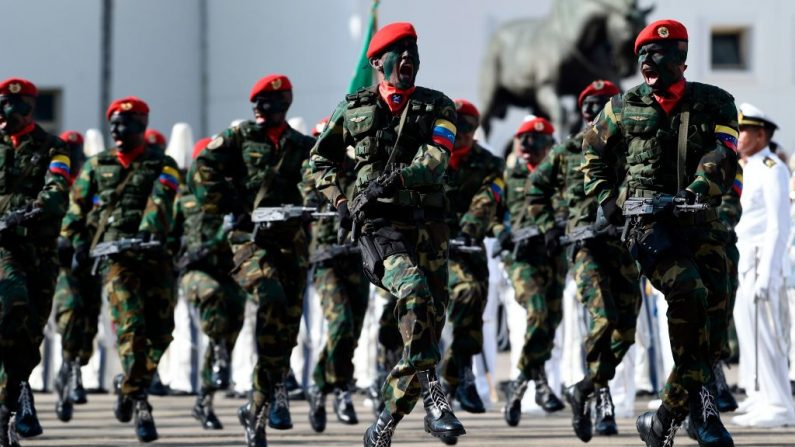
[
  {"left": 265, "top": 122, "right": 288, "bottom": 150},
  {"left": 378, "top": 82, "right": 415, "bottom": 114},
  {"left": 117, "top": 145, "right": 145, "bottom": 169},
  {"left": 527, "top": 162, "right": 539, "bottom": 173},
  {"left": 653, "top": 78, "right": 686, "bottom": 115},
  {"left": 10, "top": 123, "right": 35, "bottom": 148},
  {"left": 449, "top": 145, "right": 472, "bottom": 171}
]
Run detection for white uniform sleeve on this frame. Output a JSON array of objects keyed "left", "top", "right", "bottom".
[{"left": 757, "top": 163, "right": 792, "bottom": 292}]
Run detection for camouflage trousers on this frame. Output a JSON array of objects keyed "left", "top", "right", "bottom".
[
  {"left": 440, "top": 251, "right": 489, "bottom": 387},
  {"left": 723, "top": 237, "right": 739, "bottom": 361},
  {"left": 311, "top": 254, "right": 370, "bottom": 393},
  {"left": 54, "top": 266, "right": 103, "bottom": 365},
  {"left": 367, "top": 220, "right": 449, "bottom": 419},
  {"left": 0, "top": 243, "right": 58, "bottom": 409},
  {"left": 376, "top": 290, "right": 403, "bottom": 385},
  {"left": 230, "top": 232, "right": 307, "bottom": 405},
  {"left": 507, "top": 242, "right": 566, "bottom": 377},
  {"left": 103, "top": 255, "right": 176, "bottom": 396},
  {"left": 572, "top": 237, "right": 640, "bottom": 387},
  {"left": 180, "top": 267, "right": 246, "bottom": 391},
  {"left": 637, "top": 220, "right": 730, "bottom": 413}
]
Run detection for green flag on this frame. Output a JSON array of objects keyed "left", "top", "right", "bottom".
[{"left": 347, "top": 0, "right": 379, "bottom": 94}]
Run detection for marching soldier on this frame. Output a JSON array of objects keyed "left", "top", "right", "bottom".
[
  {"left": 62, "top": 96, "right": 180, "bottom": 443},
  {"left": 310, "top": 22, "right": 466, "bottom": 446},
  {"left": 171, "top": 137, "right": 246, "bottom": 429},
  {"left": 582, "top": 20, "right": 737, "bottom": 446},
  {"left": 191, "top": 74, "right": 314, "bottom": 447},
  {"left": 305, "top": 117, "right": 370, "bottom": 432},
  {"left": 498, "top": 116, "right": 566, "bottom": 427},
  {"left": 441, "top": 99, "right": 504, "bottom": 415},
  {"left": 53, "top": 130, "right": 101, "bottom": 423},
  {"left": 526, "top": 80, "right": 642, "bottom": 441},
  {"left": 0, "top": 78, "right": 71, "bottom": 446}
]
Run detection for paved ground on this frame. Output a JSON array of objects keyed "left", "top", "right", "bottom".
[{"left": 18, "top": 390, "right": 795, "bottom": 446}]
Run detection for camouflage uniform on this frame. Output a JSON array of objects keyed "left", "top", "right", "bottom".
[
  {"left": 441, "top": 143, "right": 503, "bottom": 389},
  {"left": 310, "top": 85, "right": 456, "bottom": 420},
  {"left": 582, "top": 82, "right": 739, "bottom": 414},
  {"left": 0, "top": 124, "right": 70, "bottom": 411},
  {"left": 62, "top": 144, "right": 179, "bottom": 398},
  {"left": 191, "top": 121, "right": 313, "bottom": 409},
  {"left": 716, "top": 177, "right": 742, "bottom": 363},
  {"left": 504, "top": 156, "right": 566, "bottom": 378},
  {"left": 527, "top": 132, "right": 640, "bottom": 387}
]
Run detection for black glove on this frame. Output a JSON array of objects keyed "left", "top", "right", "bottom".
[
  {"left": 491, "top": 229, "right": 514, "bottom": 258},
  {"left": 57, "top": 236, "right": 74, "bottom": 269},
  {"left": 675, "top": 189, "right": 696, "bottom": 205},
  {"left": 337, "top": 201, "right": 352, "bottom": 231},
  {"left": 71, "top": 243, "right": 89, "bottom": 272},
  {"left": 231, "top": 213, "right": 253, "bottom": 232},
  {"left": 455, "top": 232, "right": 475, "bottom": 247},
  {"left": 600, "top": 197, "right": 623, "bottom": 226},
  {"left": 136, "top": 231, "right": 154, "bottom": 243},
  {"left": 544, "top": 227, "right": 564, "bottom": 256}
]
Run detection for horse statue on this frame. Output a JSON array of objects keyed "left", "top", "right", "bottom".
[{"left": 479, "top": 0, "right": 653, "bottom": 136}]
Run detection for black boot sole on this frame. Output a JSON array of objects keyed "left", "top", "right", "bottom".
[{"left": 423, "top": 418, "right": 466, "bottom": 438}]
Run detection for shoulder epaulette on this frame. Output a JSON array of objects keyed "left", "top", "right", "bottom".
[{"left": 763, "top": 156, "right": 777, "bottom": 168}]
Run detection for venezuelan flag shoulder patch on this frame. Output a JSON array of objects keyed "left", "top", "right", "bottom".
[
  {"left": 159, "top": 165, "right": 180, "bottom": 191},
  {"left": 432, "top": 119, "right": 456, "bottom": 151},
  {"left": 732, "top": 171, "right": 743, "bottom": 196},
  {"left": 49, "top": 154, "right": 71, "bottom": 178},
  {"left": 490, "top": 177, "right": 505, "bottom": 203},
  {"left": 715, "top": 125, "right": 738, "bottom": 152}
]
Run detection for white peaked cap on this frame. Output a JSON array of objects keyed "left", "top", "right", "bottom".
[
  {"left": 166, "top": 123, "right": 194, "bottom": 170},
  {"left": 83, "top": 129, "right": 105, "bottom": 157},
  {"left": 738, "top": 102, "right": 778, "bottom": 129}
]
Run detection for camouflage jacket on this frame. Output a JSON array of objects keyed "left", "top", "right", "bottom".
[
  {"left": 169, "top": 190, "right": 233, "bottom": 272},
  {"left": 310, "top": 85, "right": 456, "bottom": 217},
  {"left": 504, "top": 153, "right": 567, "bottom": 231},
  {"left": 191, "top": 121, "right": 314, "bottom": 215},
  {"left": 718, "top": 162, "right": 743, "bottom": 232},
  {"left": 62, "top": 145, "right": 179, "bottom": 249},
  {"left": 301, "top": 154, "right": 357, "bottom": 250},
  {"left": 583, "top": 82, "right": 739, "bottom": 206},
  {"left": 0, "top": 124, "right": 71, "bottom": 241},
  {"left": 445, "top": 143, "right": 504, "bottom": 240}
]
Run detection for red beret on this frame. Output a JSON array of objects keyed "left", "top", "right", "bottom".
[
  {"left": 145, "top": 129, "right": 167, "bottom": 146},
  {"left": 192, "top": 137, "right": 212, "bottom": 160},
  {"left": 59, "top": 130, "right": 84, "bottom": 145},
  {"left": 0, "top": 78, "right": 37, "bottom": 97},
  {"left": 249, "top": 74, "right": 292, "bottom": 102},
  {"left": 312, "top": 116, "right": 330, "bottom": 137},
  {"left": 367, "top": 22, "right": 417, "bottom": 59},
  {"left": 577, "top": 80, "right": 621, "bottom": 108},
  {"left": 515, "top": 116, "right": 554, "bottom": 137},
  {"left": 106, "top": 96, "right": 149, "bottom": 120},
  {"left": 454, "top": 99, "right": 480, "bottom": 120},
  {"left": 634, "top": 19, "right": 688, "bottom": 54}
]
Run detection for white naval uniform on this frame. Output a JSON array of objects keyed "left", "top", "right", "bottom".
[{"left": 732, "top": 147, "right": 795, "bottom": 427}]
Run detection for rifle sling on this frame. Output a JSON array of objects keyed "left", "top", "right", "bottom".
[
  {"left": 251, "top": 136, "right": 291, "bottom": 213},
  {"left": 89, "top": 163, "right": 142, "bottom": 253},
  {"left": 384, "top": 102, "right": 411, "bottom": 169},
  {"left": 677, "top": 105, "right": 690, "bottom": 192}
]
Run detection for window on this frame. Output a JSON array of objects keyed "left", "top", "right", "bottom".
[
  {"left": 34, "top": 89, "right": 61, "bottom": 134},
  {"left": 711, "top": 27, "right": 749, "bottom": 70}
]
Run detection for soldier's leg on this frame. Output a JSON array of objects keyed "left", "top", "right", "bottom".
[
  {"left": 182, "top": 270, "right": 228, "bottom": 391},
  {"left": 55, "top": 269, "right": 83, "bottom": 363},
  {"left": 76, "top": 269, "right": 103, "bottom": 366},
  {"left": 311, "top": 264, "right": 344, "bottom": 394},
  {"left": 143, "top": 260, "right": 176, "bottom": 383}
]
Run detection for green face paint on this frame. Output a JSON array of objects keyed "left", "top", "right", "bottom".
[
  {"left": 580, "top": 95, "right": 611, "bottom": 125},
  {"left": 379, "top": 38, "right": 420, "bottom": 89},
  {"left": 638, "top": 41, "right": 686, "bottom": 93}
]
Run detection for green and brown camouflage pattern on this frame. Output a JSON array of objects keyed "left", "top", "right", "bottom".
[{"left": 54, "top": 266, "right": 102, "bottom": 365}]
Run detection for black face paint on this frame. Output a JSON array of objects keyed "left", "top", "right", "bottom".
[
  {"left": 456, "top": 115, "right": 478, "bottom": 135},
  {"left": 380, "top": 38, "right": 420, "bottom": 89},
  {"left": 638, "top": 41, "right": 686, "bottom": 93},
  {"left": 580, "top": 95, "right": 612, "bottom": 125},
  {"left": 109, "top": 113, "right": 146, "bottom": 152},
  {"left": 252, "top": 91, "right": 292, "bottom": 128},
  {"left": 519, "top": 133, "right": 553, "bottom": 154},
  {"left": 0, "top": 95, "right": 33, "bottom": 136}
]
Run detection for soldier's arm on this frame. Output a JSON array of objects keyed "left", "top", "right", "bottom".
[
  {"left": 37, "top": 140, "right": 72, "bottom": 221},
  {"left": 526, "top": 145, "right": 563, "bottom": 233},
  {"left": 138, "top": 156, "right": 180, "bottom": 240},
  {"left": 310, "top": 102, "right": 348, "bottom": 206},
  {"left": 300, "top": 154, "right": 324, "bottom": 207},
  {"left": 582, "top": 96, "right": 624, "bottom": 204},
  {"left": 61, "top": 157, "right": 97, "bottom": 249},
  {"left": 687, "top": 98, "right": 739, "bottom": 198},
  {"left": 399, "top": 96, "right": 456, "bottom": 188},
  {"left": 459, "top": 158, "right": 506, "bottom": 240},
  {"left": 718, "top": 162, "right": 743, "bottom": 229},
  {"left": 193, "top": 126, "right": 245, "bottom": 214},
  {"left": 167, "top": 196, "right": 186, "bottom": 256}
]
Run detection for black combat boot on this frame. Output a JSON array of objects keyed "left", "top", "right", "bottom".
[
  {"left": 688, "top": 385, "right": 734, "bottom": 446},
  {"left": 113, "top": 374, "right": 134, "bottom": 423},
  {"left": 307, "top": 386, "right": 326, "bottom": 433},
  {"left": 564, "top": 380, "right": 594, "bottom": 442},
  {"left": 268, "top": 381, "right": 292, "bottom": 430},
  {"left": 636, "top": 404, "right": 685, "bottom": 447},
  {"left": 594, "top": 387, "right": 618, "bottom": 436},
  {"left": 333, "top": 386, "right": 359, "bottom": 425},
  {"left": 69, "top": 361, "right": 87, "bottom": 404},
  {"left": 503, "top": 374, "right": 528, "bottom": 426},
  {"left": 284, "top": 369, "right": 304, "bottom": 400},
  {"left": 133, "top": 396, "right": 158, "bottom": 443},
  {"left": 147, "top": 372, "right": 169, "bottom": 397},
  {"left": 15, "top": 382, "right": 41, "bottom": 438},
  {"left": 532, "top": 368, "right": 564, "bottom": 412},
  {"left": 367, "top": 382, "right": 384, "bottom": 419},
  {"left": 418, "top": 369, "right": 466, "bottom": 440},
  {"left": 455, "top": 363, "right": 485, "bottom": 414},
  {"left": 211, "top": 341, "right": 230, "bottom": 390},
  {"left": 0, "top": 405, "right": 20, "bottom": 447},
  {"left": 54, "top": 362, "right": 74, "bottom": 422},
  {"left": 192, "top": 390, "right": 222, "bottom": 430},
  {"left": 713, "top": 364, "right": 737, "bottom": 413},
  {"left": 238, "top": 401, "right": 268, "bottom": 447},
  {"left": 683, "top": 415, "right": 698, "bottom": 440},
  {"left": 363, "top": 410, "right": 399, "bottom": 447}
]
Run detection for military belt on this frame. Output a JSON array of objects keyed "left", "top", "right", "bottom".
[
  {"left": 369, "top": 203, "right": 445, "bottom": 222},
  {"left": 394, "top": 190, "right": 445, "bottom": 208}
]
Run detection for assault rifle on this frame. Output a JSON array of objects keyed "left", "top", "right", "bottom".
[
  {"left": 0, "top": 206, "right": 43, "bottom": 233},
  {"left": 90, "top": 238, "right": 162, "bottom": 275},
  {"left": 510, "top": 225, "right": 541, "bottom": 258},
  {"left": 176, "top": 214, "right": 235, "bottom": 271},
  {"left": 449, "top": 238, "right": 484, "bottom": 254},
  {"left": 559, "top": 207, "right": 615, "bottom": 246},
  {"left": 251, "top": 206, "right": 336, "bottom": 225},
  {"left": 621, "top": 194, "right": 711, "bottom": 241},
  {"left": 309, "top": 243, "right": 361, "bottom": 264}
]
